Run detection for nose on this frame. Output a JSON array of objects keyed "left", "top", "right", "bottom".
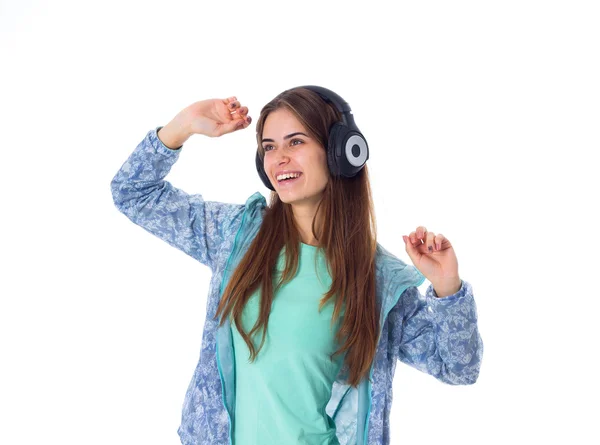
[
  {"left": 265, "top": 153, "right": 288, "bottom": 177},
  {"left": 273, "top": 149, "right": 290, "bottom": 167}
]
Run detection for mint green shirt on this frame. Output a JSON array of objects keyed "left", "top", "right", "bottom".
[{"left": 231, "top": 242, "right": 346, "bottom": 444}]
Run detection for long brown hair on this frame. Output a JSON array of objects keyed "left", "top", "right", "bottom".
[{"left": 214, "top": 87, "right": 379, "bottom": 387}]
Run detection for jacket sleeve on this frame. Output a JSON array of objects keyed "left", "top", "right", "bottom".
[
  {"left": 387, "top": 279, "right": 484, "bottom": 385},
  {"left": 110, "top": 126, "right": 245, "bottom": 272}
]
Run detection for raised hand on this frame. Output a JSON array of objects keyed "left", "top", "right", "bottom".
[
  {"left": 402, "top": 226, "right": 461, "bottom": 298},
  {"left": 180, "top": 96, "right": 252, "bottom": 138}
]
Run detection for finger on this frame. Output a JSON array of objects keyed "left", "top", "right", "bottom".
[
  {"left": 425, "top": 231, "right": 436, "bottom": 253},
  {"left": 220, "top": 119, "right": 244, "bottom": 135},
  {"left": 234, "top": 115, "right": 252, "bottom": 131},
  {"left": 408, "top": 230, "right": 433, "bottom": 254},
  {"left": 434, "top": 233, "right": 446, "bottom": 251},
  {"left": 409, "top": 231, "right": 419, "bottom": 245},
  {"left": 233, "top": 106, "right": 252, "bottom": 125},
  {"left": 403, "top": 235, "right": 423, "bottom": 261},
  {"left": 403, "top": 235, "right": 417, "bottom": 252},
  {"left": 416, "top": 226, "right": 428, "bottom": 241},
  {"left": 228, "top": 100, "right": 240, "bottom": 111},
  {"left": 222, "top": 96, "right": 237, "bottom": 105}
]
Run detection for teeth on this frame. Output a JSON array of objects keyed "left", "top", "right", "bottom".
[{"left": 277, "top": 172, "right": 301, "bottom": 181}]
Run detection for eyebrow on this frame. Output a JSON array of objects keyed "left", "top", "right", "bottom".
[{"left": 261, "top": 132, "right": 308, "bottom": 144}]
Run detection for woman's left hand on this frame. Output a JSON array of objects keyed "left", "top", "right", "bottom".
[{"left": 402, "top": 226, "right": 461, "bottom": 296}]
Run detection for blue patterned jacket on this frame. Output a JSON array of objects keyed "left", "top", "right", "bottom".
[{"left": 110, "top": 127, "right": 484, "bottom": 445}]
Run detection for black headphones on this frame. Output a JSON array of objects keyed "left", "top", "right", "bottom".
[{"left": 254, "top": 85, "right": 369, "bottom": 192}]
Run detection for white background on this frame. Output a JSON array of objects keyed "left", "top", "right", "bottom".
[{"left": 1, "top": 0, "right": 598, "bottom": 444}]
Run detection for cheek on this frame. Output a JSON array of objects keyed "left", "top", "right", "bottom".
[{"left": 318, "top": 157, "right": 329, "bottom": 179}]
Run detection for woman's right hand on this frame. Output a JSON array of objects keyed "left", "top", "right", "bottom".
[{"left": 177, "top": 97, "right": 252, "bottom": 138}]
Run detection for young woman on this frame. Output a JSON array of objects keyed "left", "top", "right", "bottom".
[{"left": 111, "top": 86, "right": 483, "bottom": 445}]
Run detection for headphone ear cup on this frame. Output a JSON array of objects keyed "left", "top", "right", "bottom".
[
  {"left": 255, "top": 150, "right": 275, "bottom": 191},
  {"left": 344, "top": 132, "right": 369, "bottom": 174},
  {"left": 326, "top": 122, "right": 346, "bottom": 177},
  {"left": 327, "top": 122, "right": 368, "bottom": 178}
]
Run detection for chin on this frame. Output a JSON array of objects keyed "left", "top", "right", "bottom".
[
  {"left": 278, "top": 191, "right": 325, "bottom": 205},
  {"left": 276, "top": 194, "right": 295, "bottom": 204}
]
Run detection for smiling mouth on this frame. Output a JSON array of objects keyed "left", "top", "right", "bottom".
[{"left": 277, "top": 173, "right": 303, "bottom": 186}]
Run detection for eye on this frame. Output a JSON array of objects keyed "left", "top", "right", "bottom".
[{"left": 262, "top": 139, "right": 303, "bottom": 153}]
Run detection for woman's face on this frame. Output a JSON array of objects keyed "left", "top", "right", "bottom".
[{"left": 262, "top": 108, "right": 329, "bottom": 207}]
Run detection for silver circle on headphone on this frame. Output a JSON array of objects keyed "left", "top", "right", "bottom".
[{"left": 345, "top": 135, "right": 368, "bottom": 167}]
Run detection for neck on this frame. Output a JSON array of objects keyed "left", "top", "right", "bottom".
[{"left": 292, "top": 202, "right": 323, "bottom": 247}]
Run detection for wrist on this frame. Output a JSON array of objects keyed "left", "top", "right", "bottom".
[
  {"left": 158, "top": 118, "right": 191, "bottom": 150},
  {"left": 433, "top": 277, "right": 462, "bottom": 298}
]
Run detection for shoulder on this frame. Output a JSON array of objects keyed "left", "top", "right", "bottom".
[
  {"left": 373, "top": 242, "right": 427, "bottom": 316},
  {"left": 375, "top": 242, "right": 412, "bottom": 274},
  {"left": 375, "top": 242, "right": 426, "bottom": 292},
  {"left": 244, "top": 191, "right": 268, "bottom": 217},
  {"left": 224, "top": 192, "right": 268, "bottom": 242}
]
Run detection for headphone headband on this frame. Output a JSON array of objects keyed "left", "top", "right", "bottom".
[{"left": 295, "top": 85, "right": 357, "bottom": 131}]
